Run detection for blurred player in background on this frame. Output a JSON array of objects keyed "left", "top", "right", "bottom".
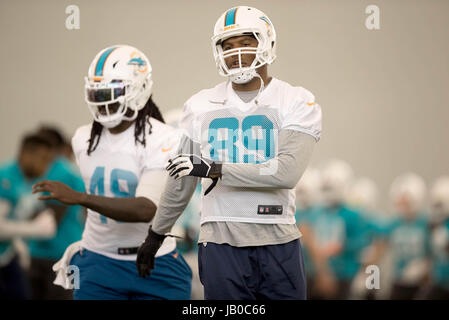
[
  {"left": 0, "top": 134, "right": 57, "bottom": 299},
  {"left": 386, "top": 173, "right": 431, "bottom": 300},
  {"left": 27, "top": 126, "right": 85, "bottom": 300},
  {"left": 427, "top": 176, "right": 449, "bottom": 299},
  {"left": 294, "top": 167, "right": 322, "bottom": 299},
  {"left": 345, "top": 177, "right": 391, "bottom": 299},
  {"left": 33, "top": 45, "right": 192, "bottom": 300},
  {"left": 137, "top": 6, "right": 322, "bottom": 300},
  {"left": 306, "top": 159, "right": 368, "bottom": 299},
  {"left": 37, "top": 125, "right": 76, "bottom": 162}
]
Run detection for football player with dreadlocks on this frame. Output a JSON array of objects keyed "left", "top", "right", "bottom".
[
  {"left": 137, "top": 7, "right": 322, "bottom": 299},
  {"left": 33, "top": 45, "right": 192, "bottom": 300}
]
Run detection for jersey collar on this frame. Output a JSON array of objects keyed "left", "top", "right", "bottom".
[
  {"left": 216, "top": 78, "right": 277, "bottom": 112},
  {"left": 102, "top": 121, "right": 136, "bottom": 152}
]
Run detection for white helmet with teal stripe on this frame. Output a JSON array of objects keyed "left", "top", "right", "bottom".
[
  {"left": 212, "top": 6, "right": 277, "bottom": 84},
  {"left": 85, "top": 45, "right": 153, "bottom": 128}
]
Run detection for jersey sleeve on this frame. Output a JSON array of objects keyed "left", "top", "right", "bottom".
[
  {"left": 71, "top": 125, "right": 90, "bottom": 167},
  {"left": 142, "top": 125, "right": 183, "bottom": 171},
  {"left": 280, "top": 87, "right": 322, "bottom": 141},
  {"left": 179, "top": 99, "right": 201, "bottom": 143},
  {"left": 135, "top": 169, "right": 168, "bottom": 207}
]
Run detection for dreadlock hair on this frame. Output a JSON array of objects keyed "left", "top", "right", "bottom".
[{"left": 87, "top": 96, "right": 165, "bottom": 155}]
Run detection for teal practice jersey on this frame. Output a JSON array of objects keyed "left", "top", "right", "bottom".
[
  {"left": 295, "top": 206, "right": 321, "bottom": 277},
  {"left": 0, "top": 160, "right": 43, "bottom": 258},
  {"left": 309, "top": 204, "right": 370, "bottom": 280},
  {"left": 387, "top": 215, "right": 431, "bottom": 282},
  {"left": 27, "top": 157, "right": 86, "bottom": 260},
  {"left": 430, "top": 218, "right": 449, "bottom": 289}
]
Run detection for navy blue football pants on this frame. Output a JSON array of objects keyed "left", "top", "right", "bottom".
[
  {"left": 0, "top": 255, "right": 31, "bottom": 300},
  {"left": 198, "top": 239, "right": 307, "bottom": 300}
]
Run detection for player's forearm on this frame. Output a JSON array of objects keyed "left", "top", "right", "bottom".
[
  {"left": 311, "top": 248, "right": 334, "bottom": 275},
  {"left": 78, "top": 193, "right": 157, "bottom": 222},
  {"left": 151, "top": 175, "right": 199, "bottom": 235},
  {"left": 221, "top": 130, "right": 316, "bottom": 189},
  {"left": 151, "top": 134, "right": 201, "bottom": 235},
  {"left": 0, "top": 209, "right": 56, "bottom": 239},
  {"left": 0, "top": 222, "right": 48, "bottom": 239},
  {"left": 363, "top": 239, "right": 389, "bottom": 267}
]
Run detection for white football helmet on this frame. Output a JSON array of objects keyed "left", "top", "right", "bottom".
[
  {"left": 212, "top": 6, "right": 276, "bottom": 84},
  {"left": 85, "top": 45, "right": 153, "bottom": 128},
  {"left": 430, "top": 176, "right": 449, "bottom": 221},
  {"left": 390, "top": 173, "right": 427, "bottom": 216},
  {"left": 295, "top": 167, "right": 322, "bottom": 210},
  {"left": 346, "top": 177, "right": 379, "bottom": 212},
  {"left": 320, "top": 159, "right": 354, "bottom": 207}
]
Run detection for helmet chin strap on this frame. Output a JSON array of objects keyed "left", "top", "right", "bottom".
[
  {"left": 253, "top": 72, "right": 265, "bottom": 105},
  {"left": 229, "top": 70, "right": 265, "bottom": 104},
  {"left": 230, "top": 68, "right": 258, "bottom": 84},
  {"left": 97, "top": 100, "right": 140, "bottom": 129},
  {"left": 100, "top": 117, "right": 123, "bottom": 129}
]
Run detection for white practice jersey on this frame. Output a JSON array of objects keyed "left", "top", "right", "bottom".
[
  {"left": 180, "top": 78, "right": 322, "bottom": 225},
  {"left": 72, "top": 119, "right": 182, "bottom": 260}
]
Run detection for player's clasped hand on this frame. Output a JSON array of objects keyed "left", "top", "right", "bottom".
[
  {"left": 166, "top": 154, "right": 222, "bottom": 180},
  {"left": 136, "top": 227, "right": 167, "bottom": 278},
  {"left": 166, "top": 154, "right": 222, "bottom": 195},
  {"left": 32, "top": 180, "right": 82, "bottom": 205}
]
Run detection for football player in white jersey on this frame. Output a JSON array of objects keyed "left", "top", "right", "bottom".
[
  {"left": 137, "top": 7, "right": 322, "bottom": 299},
  {"left": 32, "top": 45, "right": 192, "bottom": 300}
]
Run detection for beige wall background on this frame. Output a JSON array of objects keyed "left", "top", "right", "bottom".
[{"left": 0, "top": 0, "right": 448, "bottom": 210}]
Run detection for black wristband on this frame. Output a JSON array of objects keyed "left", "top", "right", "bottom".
[
  {"left": 149, "top": 227, "right": 166, "bottom": 242},
  {"left": 209, "top": 162, "right": 222, "bottom": 179}
]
